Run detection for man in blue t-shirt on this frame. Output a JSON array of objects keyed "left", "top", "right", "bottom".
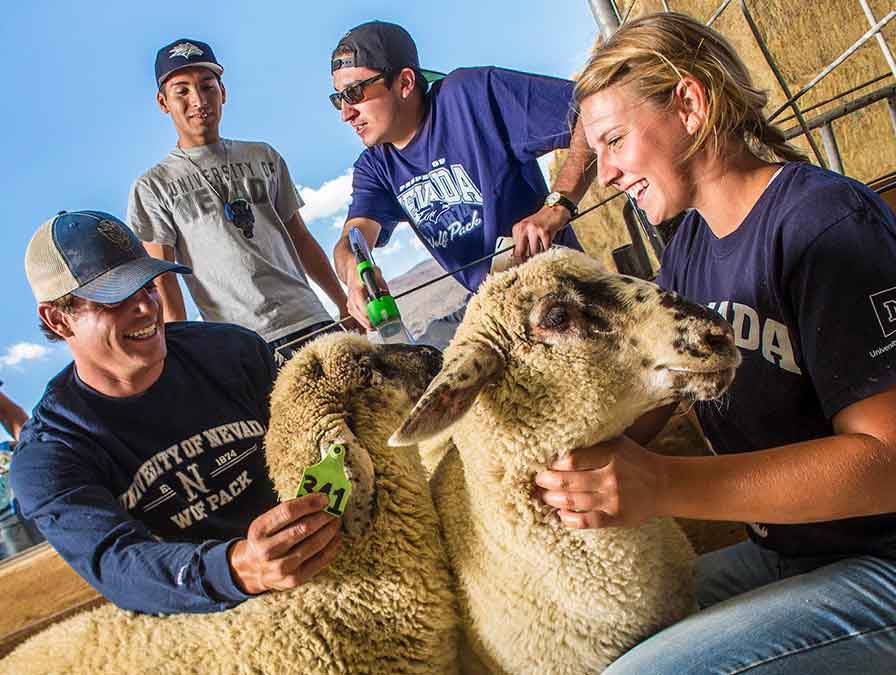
[
  {"left": 11, "top": 210, "right": 341, "bottom": 614},
  {"left": 328, "top": 21, "right": 594, "bottom": 333}
]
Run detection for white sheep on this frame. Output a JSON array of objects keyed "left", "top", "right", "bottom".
[
  {"left": 390, "top": 248, "right": 740, "bottom": 674},
  {"left": 2, "top": 334, "right": 459, "bottom": 675}
]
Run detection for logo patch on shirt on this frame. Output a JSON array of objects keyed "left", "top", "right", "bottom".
[{"left": 869, "top": 286, "right": 896, "bottom": 338}]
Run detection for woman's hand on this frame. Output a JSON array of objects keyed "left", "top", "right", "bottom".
[{"left": 535, "top": 436, "right": 664, "bottom": 529}]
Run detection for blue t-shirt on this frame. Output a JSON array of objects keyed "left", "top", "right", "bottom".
[
  {"left": 347, "top": 66, "right": 583, "bottom": 292},
  {"left": 11, "top": 322, "right": 279, "bottom": 614},
  {"left": 659, "top": 162, "right": 896, "bottom": 557}
]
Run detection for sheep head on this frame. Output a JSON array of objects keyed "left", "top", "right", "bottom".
[
  {"left": 390, "top": 248, "right": 739, "bottom": 466},
  {"left": 265, "top": 333, "right": 442, "bottom": 539}
]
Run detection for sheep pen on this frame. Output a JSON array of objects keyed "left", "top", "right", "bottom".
[
  {"left": 391, "top": 248, "right": 741, "bottom": 674},
  {"left": 2, "top": 335, "right": 459, "bottom": 675}
]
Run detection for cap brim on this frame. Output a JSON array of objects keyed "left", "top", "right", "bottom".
[
  {"left": 158, "top": 62, "right": 223, "bottom": 87},
  {"left": 71, "top": 257, "right": 191, "bottom": 304},
  {"left": 420, "top": 69, "right": 446, "bottom": 84}
]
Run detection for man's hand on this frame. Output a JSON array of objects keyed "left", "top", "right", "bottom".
[
  {"left": 337, "top": 303, "right": 364, "bottom": 334},
  {"left": 228, "top": 493, "right": 342, "bottom": 594},
  {"left": 345, "top": 265, "right": 391, "bottom": 332},
  {"left": 534, "top": 436, "right": 663, "bottom": 529},
  {"left": 511, "top": 204, "right": 572, "bottom": 261}
]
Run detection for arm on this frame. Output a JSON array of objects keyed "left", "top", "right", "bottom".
[
  {"left": 333, "top": 217, "right": 385, "bottom": 331},
  {"left": 284, "top": 211, "right": 356, "bottom": 331},
  {"left": 143, "top": 242, "right": 187, "bottom": 322},
  {"left": 11, "top": 443, "right": 339, "bottom": 613},
  {"left": 128, "top": 178, "right": 185, "bottom": 322},
  {"left": 538, "top": 195, "right": 896, "bottom": 529},
  {"left": 537, "top": 385, "right": 896, "bottom": 528},
  {"left": 513, "top": 117, "right": 598, "bottom": 260},
  {"left": 0, "top": 389, "right": 28, "bottom": 440}
]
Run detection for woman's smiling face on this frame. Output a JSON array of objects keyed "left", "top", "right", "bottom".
[{"left": 580, "top": 83, "right": 697, "bottom": 225}]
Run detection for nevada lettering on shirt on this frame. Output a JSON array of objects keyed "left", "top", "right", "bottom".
[
  {"left": 164, "top": 160, "right": 278, "bottom": 199},
  {"left": 707, "top": 300, "right": 802, "bottom": 375},
  {"left": 396, "top": 161, "right": 483, "bottom": 249},
  {"left": 163, "top": 159, "right": 278, "bottom": 221},
  {"left": 118, "top": 418, "right": 266, "bottom": 530}
]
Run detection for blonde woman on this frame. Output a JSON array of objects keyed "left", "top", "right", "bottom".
[{"left": 535, "top": 12, "right": 896, "bottom": 673}]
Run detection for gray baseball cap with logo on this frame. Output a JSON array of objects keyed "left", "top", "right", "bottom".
[{"left": 25, "top": 210, "right": 190, "bottom": 304}]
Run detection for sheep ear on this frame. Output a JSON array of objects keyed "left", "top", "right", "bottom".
[
  {"left": 390, "top": 341, "right": 503, "bottom": 446},
  {"left": 319, "top": 422, "right": 359, "bottom": 459}
]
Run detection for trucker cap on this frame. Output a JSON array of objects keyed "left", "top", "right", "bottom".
[
  {"left": 331, "top": 21, "right": 445, "bottom": 84},
  {"left": 25, "top": 210, "right": 190, "bottom": 304},
  {"left": 155, "top": 38, "right": 223, "bottom": 88}
]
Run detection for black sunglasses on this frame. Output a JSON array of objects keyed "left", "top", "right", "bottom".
[{"left": 329, "top": 73, "right": 385, "bottom": 110}]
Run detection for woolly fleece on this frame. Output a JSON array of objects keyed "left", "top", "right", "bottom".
[
  {"left": 2, "top": 335, "right": 459, "bottom": 675},
  {"left": 392, "top": 249, "right": 741, "bottom": 674}
]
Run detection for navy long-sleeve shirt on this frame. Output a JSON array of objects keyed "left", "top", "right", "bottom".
[{"left": 11, "top": 322, "right": 279, "bottom": 614}]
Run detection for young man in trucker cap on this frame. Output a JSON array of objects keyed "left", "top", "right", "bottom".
[
  {"left": 129, "top": 38, "right": 353, "bottom": 366},
  {"left": 329, "top": 21, "right": 595, "bottom": 335},
  {"left": 11, "top": 210, "right": 341, "bottom": 613}
]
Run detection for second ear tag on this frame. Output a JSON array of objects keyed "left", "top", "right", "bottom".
[{"left": 296, "top": 444, "right": 353, "bottom": 517}]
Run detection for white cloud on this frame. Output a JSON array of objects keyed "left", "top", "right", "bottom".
[
  {"left": 297, "top": 170, "right": 353, "bottom": 224},
  {"left": 0, "top": 342, "right": 51, "bottom": 367},
  {"left": 411, "top": 237, "right": 427, "bottom": 251},
  {"left": 378, "top": 239, "right": 404, "bottom": 256}
]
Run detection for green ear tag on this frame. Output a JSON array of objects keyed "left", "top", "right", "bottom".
[{"left": 295, "top": 444, "right": 353, "bottom": 517}]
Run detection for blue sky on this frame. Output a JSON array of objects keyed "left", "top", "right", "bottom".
[{"left": 0, "top": 1, "right": 598, "bottom": 435}]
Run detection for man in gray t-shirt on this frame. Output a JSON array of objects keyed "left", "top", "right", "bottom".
[{"left": 128, "top": 38, "right": 354, "bottom": 364}]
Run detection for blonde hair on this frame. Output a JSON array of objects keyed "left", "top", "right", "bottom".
[{"left": 575, "top": 12, "right": 808, "bottom": 164}]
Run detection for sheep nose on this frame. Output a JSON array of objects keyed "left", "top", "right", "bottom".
[
  {"left": 699, "top": 316, "right": 736, "bottom": 354},
  {"left": 703, "top": 329, "right": 732, "bottom": 352}
]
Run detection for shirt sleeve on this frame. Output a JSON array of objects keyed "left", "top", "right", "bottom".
[
  {"left": 788, "top": 197, "right": 896, "bottom": 418},
  {"left": 485, "top": 67, "right": 576, "bottom": 163},
  {"left": 10, "top": 441, "right": 252, "bottom": 615},
  {"left": 127, "top": 176, "right": 179, "bottom": 247},
  {"left": 270, "top": 146, "right": 304, "bottom": 224},
  {"left": 346, "top": 152, "right": 408, "bottom": 248}
]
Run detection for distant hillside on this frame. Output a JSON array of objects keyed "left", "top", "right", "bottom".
[{"left": 388, "top": 259, "right": 469, "bottom": 337}]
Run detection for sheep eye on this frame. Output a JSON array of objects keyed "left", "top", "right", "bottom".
[{"left": 540, "top": 305, "right": 569, "bottom": 329}]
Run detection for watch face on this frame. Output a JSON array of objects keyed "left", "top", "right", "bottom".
[{"left": 546, "top": 192, "right": 561, "bottom": 206}]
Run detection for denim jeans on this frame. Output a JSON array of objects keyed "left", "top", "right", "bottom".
[{"left": 605, "top": 540, "right": 896, "bottom": 674}]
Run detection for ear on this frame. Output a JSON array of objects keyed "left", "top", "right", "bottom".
[
  {"left": 318, "top": 420, "right": 361, "bottom": 460},
  {"left": 37, "top": 303, "right": 73, "bottom": 340},
  {"left": 156, "top": 90, "right": 170, "bottom": 114},
  {"left": 674, "top": 76, "right": 708, "bottom": 136},
  {"left": 220, "top": 80, "right": 227, "bottom": 105},
  {"left": 398, "top": 67, "right": 417, "bottom": 100},
  {"left": 390, "top": 340, "right": 503, "bottom": 446}
]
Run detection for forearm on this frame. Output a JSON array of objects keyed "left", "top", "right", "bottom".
[
  {"left": 29, "top": 506, "right": 247, "bottom": 614},
  {"left": 334, "top": 236, "right": 355, "bottom": 285},
  {"left": 296, "top": 234, "right": 348, "bottom": 310},
  {"left": 550, "top": 118, "right": 597, "bottom": 204},
  {"left": 0, "top": 394, "right": 28, "bottom": 440},
  {"left": 156, "top": 273, "right": 188, "bottom": 322},
  {"left": 142, "top": 243, "right": 187, "bottom": 322},
  {"left": 657, "top": 433, "right": 896, "bottom": 524}
]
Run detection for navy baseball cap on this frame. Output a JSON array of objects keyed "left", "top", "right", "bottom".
[
  {"left": 155, "top": 38, "right": 223, "bottom": 89},
  {"left": 25, "top": 211, "right": 191, "bottom": 304},
  {"left": 331, "top": 21, "right": 445, "bottom": 84}
]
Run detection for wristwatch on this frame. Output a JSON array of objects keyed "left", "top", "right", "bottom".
[{"left": 544, "top": 191, "right": 578, "bottom": 218}]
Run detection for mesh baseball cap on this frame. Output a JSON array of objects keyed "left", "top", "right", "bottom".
[
  {"left": 25, "top": 211, "right": 191, "bottom": 304},
  {"left": 331, "top": 21, "right": 445, "bottom": 84},
  {"left": 155, "top": 38, "right": 223, "bottom": 88}
]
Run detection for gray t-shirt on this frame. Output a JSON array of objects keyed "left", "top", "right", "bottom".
[{"left": 128, "top": 139, "right": 331, "bottom": 341}]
